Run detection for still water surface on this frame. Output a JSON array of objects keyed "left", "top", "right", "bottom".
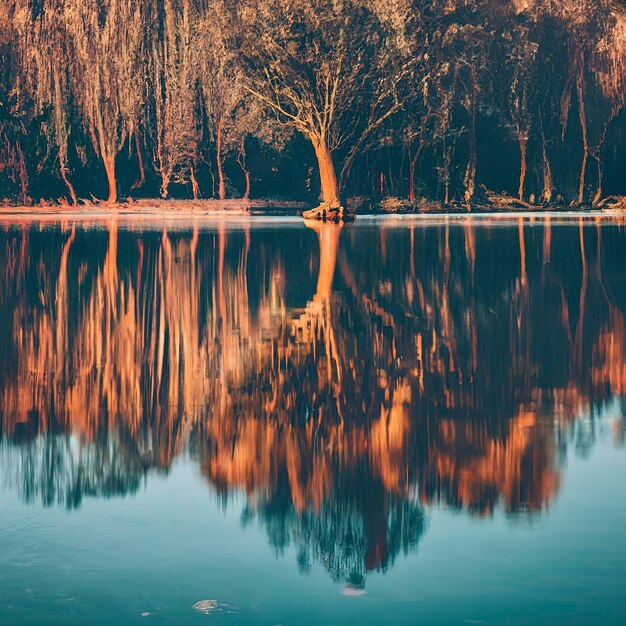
[{"left": 0, "top": 216, "right": 625, "bottom": 625}]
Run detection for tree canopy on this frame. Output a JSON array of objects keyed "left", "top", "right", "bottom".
[{"left": 1, "top": 0, "right": 626, "bottom": 206}]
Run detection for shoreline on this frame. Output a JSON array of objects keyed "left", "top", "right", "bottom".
[{"left": 0, "top": 197, "right": 624, "bottom": 226}]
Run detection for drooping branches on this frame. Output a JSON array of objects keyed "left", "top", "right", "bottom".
[{"left": 150, "top": 0, "right": 200, "bottom": 198}]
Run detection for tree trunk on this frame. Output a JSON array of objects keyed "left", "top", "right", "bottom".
[
  {"left": 539, "top": 110, "right": 553, "bottom": 204},
  {"left": 593, "top": 154, "right": 602, "bottom": 206},
  {"left": 518, "top": 136, "right": 527, "bottom": 201},
  {"left": 409, "top": 157, "right": 416, "bottom": 202},
  {"left": 131, "top": 130, "right": 146, "bottom": 191},
  {"left": 541, "top": 135, "right": 553, "bottom": 203},
  {"left": 104, "top": 153, "right": 117, "bottom": 204},
  {"left": 16, "top": 141, "right": 29, "bottom": 205},
  {"left": 216, "top": 121, "right": 226, "bottom": 201},
  {"left": 96, "top": 119, "right": 117, "bottom": 204},
  {"left": 60, "top": 158, "right": 77, "bottom": 205},
  {"left": 579, "top": 139, "right": 588, "bottom": 204},
  {"left": 237, "top": 136, "right": 251, "bottom": 200},
  {"left": 442, "top": 145, "right": 451, "bottom": 205},
  {"left": 590, "top": 129, "right": 607, "bottom": 207},
  {"left": 464, "top": 65, "right": 478, "bottom": 208},
  {"left": 190, "top": 167, "right": 200, "bottom": 200},
  {"left": 464, "top": 159, "right": 476, "bottom": 208},
  {"left": 52, "top": 68, "right": 75, "bottom": 205},
  {"left": 387, "top": 148, "right": 394, "bottom": 196},
  {"left": 313, "top": 140, "right": 339, "bottom": 204},
  {"left": 408, "top": 140, "right": 424, "bottom": 203},
  {"left": 159, "top": 174, "right": 171, "bottom": 199},
  {"left": 244, "top": 170, "right": 251, "bottom": 200},
  {"left": 577, "top": 63, "right": 588, "bottom": 204}
]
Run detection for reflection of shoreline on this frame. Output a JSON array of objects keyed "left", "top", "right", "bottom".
[
  {"left": 1, "top": 220, "right": 625, "bottom": 582},
  {"left": 0, "top": 198, "right": 307, "bottom": 218},
  {"left": 0, "top": 207, "right": 624, "bottom": 223}
]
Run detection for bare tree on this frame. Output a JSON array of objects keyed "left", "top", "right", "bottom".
[
  {"left": 60, "top": 0, "right": 145, "bottom": 203},
  {"left": 12, "top": 0, "right": 77, "bottom": 203},
  {"left": 197, "top": 0, "right": 245, "bottom": 201},
  {"left": 505, "top": 26, "right": 538, "bottom": 202},
  {"left": 151, "top": 0, "right": 200, "bottom": 198},
  {"left": 230, "top": 0, "right": 414, "bottom": 206},
  {"left": 0, "top": 4, "right": 29, "bottom": 201}
]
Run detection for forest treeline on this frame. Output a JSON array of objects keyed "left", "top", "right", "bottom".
[{"left": 1, "top": 0, "right": 626, "bottom": 206}]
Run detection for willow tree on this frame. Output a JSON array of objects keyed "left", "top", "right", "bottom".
[
  {"left": 60, "top": 0, "right": 145, "bottom": 203},
  {"left": 0, "top": 3, "right": 27, "bottom": 201},
  {"left": 151, "top": 0, "right": 200, "bottom": 198},
  {"left": 197, "top": 1, "right": 245, "bottom": 201},
  {"left": 11, "top": 0, "right": 80, "bottom": 203},
  {"left": 230, "top": 0, "right": 413, "bottom": 206}
]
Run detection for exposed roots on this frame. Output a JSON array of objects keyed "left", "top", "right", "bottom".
[{"left": 303, "top": 199, "right": 355, "bottom": 223}]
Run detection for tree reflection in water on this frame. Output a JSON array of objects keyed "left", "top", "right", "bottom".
[{"left": 1, "top": 217, "right": 625, "bottom": 584}]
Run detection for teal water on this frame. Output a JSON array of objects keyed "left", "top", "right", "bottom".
[{"left": 1, "top": 217, "right": 625, "bottom": 625}]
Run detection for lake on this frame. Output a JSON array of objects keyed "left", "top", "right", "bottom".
[{"left": 1, "top": 215, "right": 625, "bottom": 625}]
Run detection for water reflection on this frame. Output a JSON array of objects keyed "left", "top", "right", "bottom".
[{"left": 1, "top": 217, "right": 625, "bottom": 585}]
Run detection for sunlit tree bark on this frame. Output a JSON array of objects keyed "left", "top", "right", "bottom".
[{"left": 231, "top": 0, "right": 414, "bottom": 205}]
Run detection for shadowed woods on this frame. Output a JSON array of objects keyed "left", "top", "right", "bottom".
[{"left": 1, "top": 220, "right": 626, "bottom": 584}]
